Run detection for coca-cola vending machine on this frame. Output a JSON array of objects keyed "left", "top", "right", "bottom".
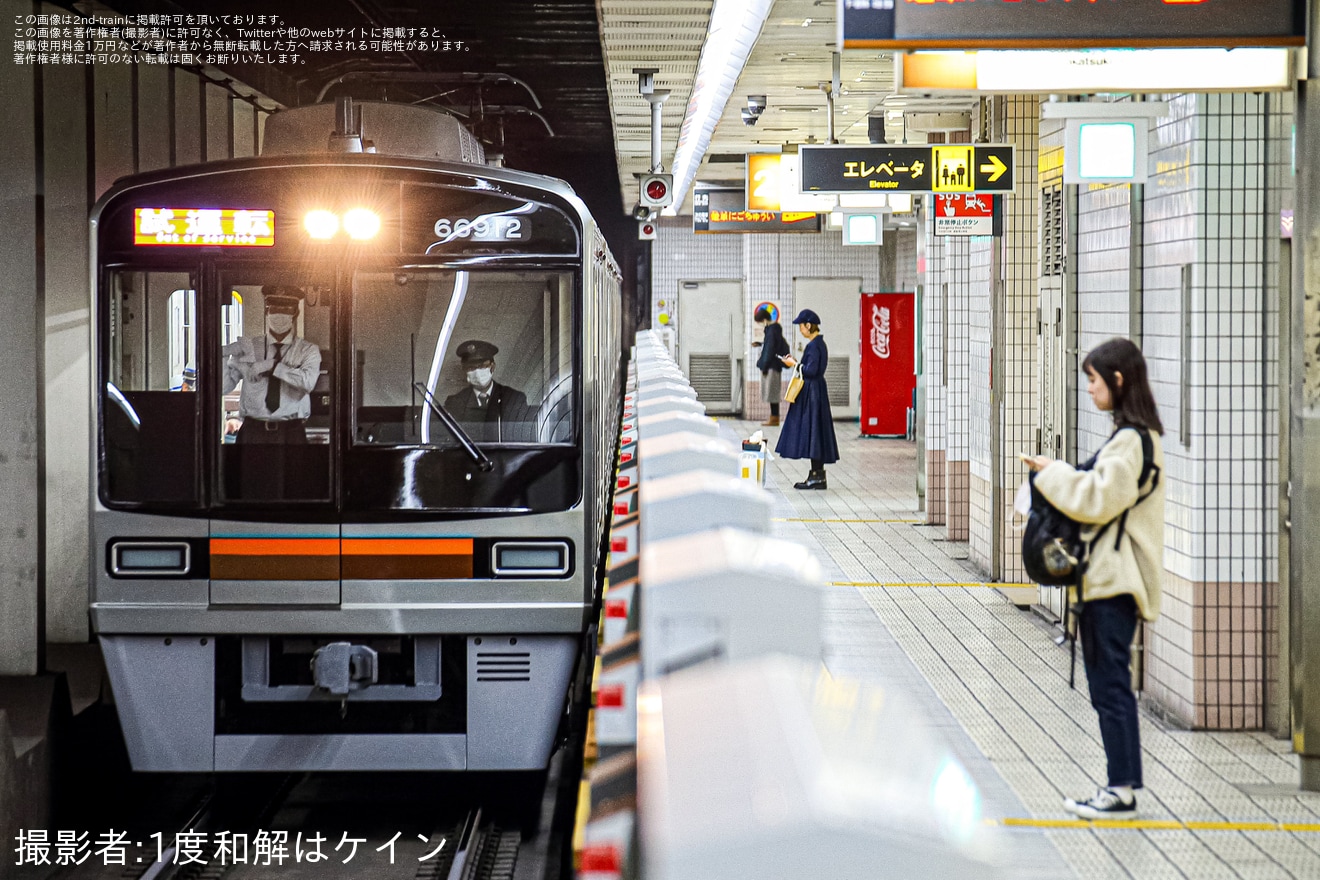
[{"left": 859, "top": 292, "right": 916, "bottom": 436}]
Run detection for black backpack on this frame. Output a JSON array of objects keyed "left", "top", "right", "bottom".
[{"left": 1022, "top": 427, "right": 1160, "bottom": 685}]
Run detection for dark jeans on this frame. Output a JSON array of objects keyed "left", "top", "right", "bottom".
[{"left": 1079, "top": 593, "right": 1142, "bottom": 789}]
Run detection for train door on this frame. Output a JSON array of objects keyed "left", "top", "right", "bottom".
[
  {"left": 793, "top": 277, "right": 862, "bottom": 419},
  {"left": 675, "top": 280, "right": 743, "bottom": 415},
  {"left": 210, "top": 272, "right": 340, "bottom": 607}
]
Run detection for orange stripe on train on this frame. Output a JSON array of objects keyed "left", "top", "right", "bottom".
[
  {"left": 341, "top": 538, "right": 473, "bottom": 556},
  {"left": 210, "top": 538, "right": 340, "bottom": 556}
]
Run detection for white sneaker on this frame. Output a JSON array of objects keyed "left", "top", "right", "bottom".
[{"left": 1063, "top": 788, "right": 1138, "bottom": 821}]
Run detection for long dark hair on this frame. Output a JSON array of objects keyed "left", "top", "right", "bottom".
[{"left": 1082, "top": 337, "right": 1164, "bottom": 435}]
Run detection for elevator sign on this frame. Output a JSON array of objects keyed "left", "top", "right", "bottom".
[
  {"left": 800, "top": 144, "right": 1014, "bottom": 194},
  {"left": 839, "top": 0, "right": 1304, "bottom": 50}
]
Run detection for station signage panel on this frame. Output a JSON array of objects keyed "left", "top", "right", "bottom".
[
  {"left": 933, "top": 194, "right": 1001, "bottom": 238},
  {"left": 800, "top": 144, "right": 1014, "bottom": 195},
  {"left": 839, "top": 0, "right": 1304, "bottom": 50},
  {"left": 693, "top": 186, "right": 821, "bottom": 234}
]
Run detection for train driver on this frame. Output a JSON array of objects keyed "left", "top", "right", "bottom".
[
  {"left": 443, "top": 339, "right": 533, "bottom": 443},
  {"left": 222, "top": 288, "right": 322, "bottom": 444}
]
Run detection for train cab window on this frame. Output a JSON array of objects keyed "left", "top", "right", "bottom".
[
  {"left": 102, "top": 270, "right": 200, "bottom": 505},
  {"left": 352, "top": 270, "right": 576, "bottom": 447},
  {"left": 217, "top": 277, "right": 334, "bottom": 503}
]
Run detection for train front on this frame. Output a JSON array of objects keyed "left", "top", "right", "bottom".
[{"left": 89, "top": 115, "right": 600, "bottom": 772}]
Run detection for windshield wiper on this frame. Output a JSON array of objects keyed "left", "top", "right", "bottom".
[{"left": 412, "top": 382, "right": 495, "bottom": 472}]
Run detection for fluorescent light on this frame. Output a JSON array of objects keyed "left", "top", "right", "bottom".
[
  {"left": 839, "top": 192, "right": 891, "bottom": 208},
  {"left": 903, "top": 48, "right": 1291, "bottom": 93},
  {"left": 669, "top": 0, "right": 774, "bottom": 213},
  {"left": 888, "top": 193, "right": 914, "bottom": 213},
  {"left": 777, "top": 154, "right": 837, "bottom": 213}
]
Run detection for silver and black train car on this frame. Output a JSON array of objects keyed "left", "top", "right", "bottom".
[{"left": 90, "top": 100, "right": 622, "bottom": 772}]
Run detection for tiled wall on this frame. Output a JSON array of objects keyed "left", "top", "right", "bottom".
[
  {"left": 921, "top": 93, "right": 1288, "bottom": 730},
  {"left": 968, "top": 234, "right": 994, "bottom": 565},
  {"left": 944, "top": 235, "right": 972, "bottom": 541},
  {"left": 1033, "top": 94, "right": 1286, "bottom": 730},
  {"left": 996, "top": 98, "right": 1043, "bottom": 583},
  {"left": 922, "top": 218, "right": 948, "bottom": 525}
]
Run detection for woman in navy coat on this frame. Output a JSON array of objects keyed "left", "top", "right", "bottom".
[{"left": 775, "top": 309, "right": 839, "bottom": 490}]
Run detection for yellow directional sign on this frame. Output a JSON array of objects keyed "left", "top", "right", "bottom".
[
  {"left": 932, "top": 146, "right": 974, "bottom": 193},
  {"left": 799, "top": 144, "right": 1015, "bottom": 194},
  {"left": 980, "top": 153, "right": 1008, "bottom": 183}
]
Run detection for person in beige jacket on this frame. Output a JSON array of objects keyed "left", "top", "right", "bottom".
[{"left": 1025, "top": 338, "right": 1165, "bottom": 821}]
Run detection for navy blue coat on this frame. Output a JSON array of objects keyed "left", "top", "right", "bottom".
[{"left": 775, "top": 335, "right": 839, "bottom": 464}]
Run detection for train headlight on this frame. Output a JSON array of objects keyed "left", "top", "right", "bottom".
[
  {"left": 343, "top": 208, "right": 381, "bottom": 240},
  {"left": 491, "top": 541, "right": 571, "bottom": 577},
  {"left": 304, "top": 209, "right": 339, "bottom": 240}
]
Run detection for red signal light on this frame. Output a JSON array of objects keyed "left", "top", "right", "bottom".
[{"left": 645, "top": 178, "right": 668, "bottom": 201}]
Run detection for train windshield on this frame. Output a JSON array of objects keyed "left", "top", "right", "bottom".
[
  {"left": 352, "top": 269, "right": 575, "bottom": 448},
  {"left": 99, "top": 264, "right": 581, "bottom": 513}
]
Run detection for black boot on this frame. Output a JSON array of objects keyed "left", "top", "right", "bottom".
[{"left": 794, "top": 468, "right": 827, "bottom": 490}]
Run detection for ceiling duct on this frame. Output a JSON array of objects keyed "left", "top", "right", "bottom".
[{"left": 904, "top": 111, "right": 973, "bottom": 133}]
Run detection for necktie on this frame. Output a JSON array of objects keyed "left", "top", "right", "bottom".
[{"left": 264, "top": 342, "right": 284, "bottom": 413}]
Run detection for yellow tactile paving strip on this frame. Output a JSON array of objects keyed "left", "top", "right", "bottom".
[{"left": 733, "top": 420, "right": 1320, "bottom": 879}]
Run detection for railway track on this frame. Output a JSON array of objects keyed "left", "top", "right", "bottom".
[{"left": 35, "top": 770, "right": 555, "bottom": 880}]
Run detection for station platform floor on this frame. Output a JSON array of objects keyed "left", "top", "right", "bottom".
[{"left": 725, "top": 419, "right": 1320, "bottom": 880}]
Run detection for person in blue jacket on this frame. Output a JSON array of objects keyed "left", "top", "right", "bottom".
[{"left": 775, "top": 309, "right": 839, "bottom": 490}]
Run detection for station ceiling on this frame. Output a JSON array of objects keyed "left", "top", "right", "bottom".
[{"left": 91, "top": 0, "right": 977, "bottom": 228}]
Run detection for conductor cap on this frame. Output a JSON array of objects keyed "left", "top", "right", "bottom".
[
  {"left": 262, "top": 286, "right": 303, "bottom": 314},
  {"left": 456, "top": 339, "right": 499, "bottom": 365}
]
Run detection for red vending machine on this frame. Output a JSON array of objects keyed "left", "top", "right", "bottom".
[{"left": 859, "top": 292, "right": 917, "bottom": 436}]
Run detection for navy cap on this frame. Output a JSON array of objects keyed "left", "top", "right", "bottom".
[
  {"left": 792, "top": 308, "right": 821, "bottom": 325},
  {"left": 456, "top": 339, "right": 499, "bottom": 364}
]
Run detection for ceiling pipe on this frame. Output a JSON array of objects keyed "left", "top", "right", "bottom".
[
  {"left": 636, "top": 68, "right": 670, "bottom": 173},
  {"left": 646, "top": 92, "right": 671, "bottom": 173},
  {"left": 316, "top": 71, "right": 543, "bottom": 109}
]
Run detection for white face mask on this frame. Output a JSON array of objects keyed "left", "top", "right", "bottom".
[
  {"left": 267, "top": 313, "right": 294, "bottom": 336},
  {"left": 466, "top": 367, "right": 493, "bottom": 389}
]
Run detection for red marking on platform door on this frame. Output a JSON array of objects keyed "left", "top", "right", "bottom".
[
  {"left": 580, "top": 844, "right": 622, "bottom": 873},
  {"left": 597, "top": 684, "right": 625, "bottom": 708}
]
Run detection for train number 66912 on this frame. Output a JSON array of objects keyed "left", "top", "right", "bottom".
[{"left": 433, "top": 216, "right": 528, "bottom": 241}]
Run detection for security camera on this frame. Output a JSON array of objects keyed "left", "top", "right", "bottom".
[
  {"left": 747, "top": 95, "right": 767, "bottom": 113},
  {"left": 741, "top": 107, "right": 759, "bottom": 127}
]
